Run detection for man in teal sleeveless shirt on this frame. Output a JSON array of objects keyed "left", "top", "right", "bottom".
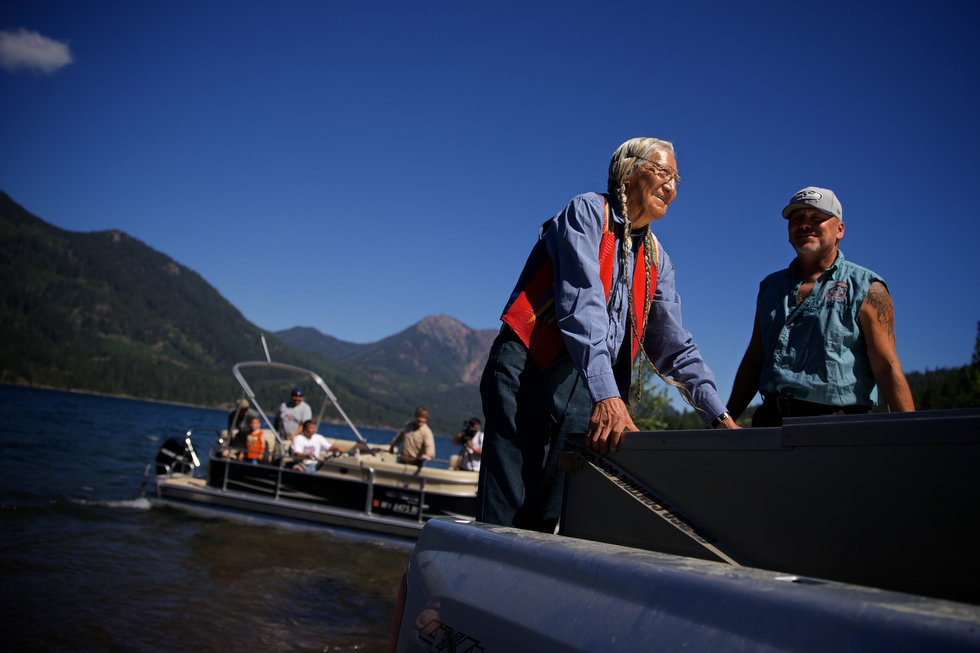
[{"left": 727, "top": 186, "right": 915, "bottom": 426}]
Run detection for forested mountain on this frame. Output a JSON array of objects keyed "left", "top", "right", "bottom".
[
  {"left": 274, "top": 326, "right": 364, "bottom": 361},
  {"left": 277, "top": 315, "right": 497, "bottom": 386},
  {"left": 0, "top": 192, "right": 487, "bottom": 432}
]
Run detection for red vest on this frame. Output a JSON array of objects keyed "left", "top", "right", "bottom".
[
  {"left": 501, "top": 196, "right": 658, "bottom": 368},
  {"left": 246, "top": 430, "right": 265, "bottom": 460}
]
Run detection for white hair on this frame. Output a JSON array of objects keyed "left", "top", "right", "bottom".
[{"left": 606, "top": 137, "right": 676, "bottom": 199}]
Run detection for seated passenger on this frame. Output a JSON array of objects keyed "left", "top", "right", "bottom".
[
  {"left": 227, "top": 398, "right": 258, "bottom": 438},
  {"left": 228, "top": 414, "right": 251, "bottom": 458},
  {"left": 290, "top": 419, "right": 335, "bottom": 472},
  {"left": 389, "top": 406, "right": 435, "bottom": 466}
]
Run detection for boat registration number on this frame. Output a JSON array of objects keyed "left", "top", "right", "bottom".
[{"left": 373, "top": 489, "right": 422, "bottom": 517}]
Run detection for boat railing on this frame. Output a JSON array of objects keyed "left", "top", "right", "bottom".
[
  {"left": 364, "top": 468, "right": 375, "bottom": 515},
  {"left": 359, "top": 465, "right": 427, "bottom": 523},
  {"left": 209, "top": 445, "right": 447, "bottom": 522},
  {"left": 274, "top": 461, "right": 285, "bottom": 500},
  {"left": 211, "top": 444, "right": 470, "bottom": 478},
  {"left": 218, "top": 446, "right": 231, "bottom": 490},
  {"left": 212, "top": 445, "right": 292, "bottom": 494}
]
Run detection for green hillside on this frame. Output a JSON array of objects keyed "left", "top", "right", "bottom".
[{"left": 0, "top": 192, "right": 481, "bottom": 433}]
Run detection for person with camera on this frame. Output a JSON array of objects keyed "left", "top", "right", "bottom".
[{"left": 452, "top": 417, "right": 484, "bottom": 472}]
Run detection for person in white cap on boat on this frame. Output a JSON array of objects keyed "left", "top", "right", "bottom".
[
  {"left": 727, "top": 186, "right": 915, "bottom": 426},
  {"left": 275, "top": 386, "right": 312, "bottom": 440}
]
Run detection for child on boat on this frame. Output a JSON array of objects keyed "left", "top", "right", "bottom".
[{"left": 290, "top": 419, "right": 335, "bottom": 472}]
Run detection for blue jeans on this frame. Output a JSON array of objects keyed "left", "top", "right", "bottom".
[{"left": 477, "top": 328, "right": 592, "bottom": 532}]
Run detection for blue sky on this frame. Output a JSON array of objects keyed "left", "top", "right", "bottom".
[{"left": 2, "top": 1, "right": 978, "bottom": 408}]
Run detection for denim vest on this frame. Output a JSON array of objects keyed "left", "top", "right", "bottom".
[{"left": 757, "top": 251, "right": 883, "bottom": 406}]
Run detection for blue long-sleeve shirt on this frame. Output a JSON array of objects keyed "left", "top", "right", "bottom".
[{"left": 504, "top": 192, "right": 727, "bottom": 424}]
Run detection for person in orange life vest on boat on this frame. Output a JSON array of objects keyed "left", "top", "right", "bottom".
[
  {"left": 478, "top": 137, "right": 738, "bottom": 533},
  {"left": 726, "top": 186, "right": 915, "bottom": 427},
  {"left": 233, "top": 415, "right": 266, "bottom": 464},
  {"left": 229, "top": 414, "right": 257, "bottom": 459}
]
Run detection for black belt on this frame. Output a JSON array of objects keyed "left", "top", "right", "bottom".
[{"left": 762, "top": 395, "right": 870, "bottom": 416}]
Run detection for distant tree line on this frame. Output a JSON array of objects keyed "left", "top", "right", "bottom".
[
  {"left": 905, "top": 321, "right": 980, "bottom": 410},
  {"left": 631, "top": 322, "right": 980, "bottom": 429},
  {"left": 629, "top": 355, "right": 712, "bottom": 431}
]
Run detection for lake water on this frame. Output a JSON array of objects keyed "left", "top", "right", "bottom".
[{"left": 0, "top": 383, "right": 463, "bottom": 652}]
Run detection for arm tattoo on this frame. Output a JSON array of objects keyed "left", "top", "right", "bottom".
[{"left": 865, "top": 282, "right": 895, "bottom": 341}]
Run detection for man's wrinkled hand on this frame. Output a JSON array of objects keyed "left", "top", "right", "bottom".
[{"left": 586, "top": 397, "right": 637, "bottom": 454}]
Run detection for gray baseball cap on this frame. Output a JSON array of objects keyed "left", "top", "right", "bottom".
[{"left": 781, "top": 186, "right": 843, "bottom": 220}]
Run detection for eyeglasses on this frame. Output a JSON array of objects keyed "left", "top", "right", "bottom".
[{"left": 638, "top": 157, "right": 683, "bottom": 185}]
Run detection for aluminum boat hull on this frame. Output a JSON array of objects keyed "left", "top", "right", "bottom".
[{"left": 147, "top": 358, "right": 479, "bottom": 541}]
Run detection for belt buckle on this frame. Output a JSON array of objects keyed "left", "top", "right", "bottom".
[{"left": 776, "top": 396, "right": 792, "bottom": 413}]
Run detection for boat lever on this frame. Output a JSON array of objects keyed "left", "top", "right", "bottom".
[{"left": 566, "top": 440, "right": 743, "bottom": 566}]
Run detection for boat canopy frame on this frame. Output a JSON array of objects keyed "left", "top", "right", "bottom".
[{"left": 232, "top": 360, "right": 368, "bottom": 453}]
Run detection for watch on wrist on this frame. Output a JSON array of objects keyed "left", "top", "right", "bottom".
[{"left": 710, "top": 412, "right": 730, "bottom": 428}]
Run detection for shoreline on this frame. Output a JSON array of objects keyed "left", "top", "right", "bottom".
[
  {"left": 0, "top": 380, "right": 397, "bottom": 430},
  {"left": 1, "top": 380, "right": 217, "bottom": 410}
]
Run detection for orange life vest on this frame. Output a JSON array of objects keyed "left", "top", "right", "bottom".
[
  {"left": 246, "top": 430, "right": 265, "bottom": 461},
  {"left": 501, "top": 194, "right": 658, "bottom": 368}
]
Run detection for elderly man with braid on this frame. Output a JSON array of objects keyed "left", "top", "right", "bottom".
[{"left": 478, "top": 137, "right": 738, "bottom": 533}]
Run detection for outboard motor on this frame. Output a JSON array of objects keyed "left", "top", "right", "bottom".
[{"left": 155, "top": 436, "right": 199, "bottom": 476}]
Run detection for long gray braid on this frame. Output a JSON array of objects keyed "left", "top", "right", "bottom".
[{"left": 608, "top": 138, "right": 700, "bottom": 414}]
